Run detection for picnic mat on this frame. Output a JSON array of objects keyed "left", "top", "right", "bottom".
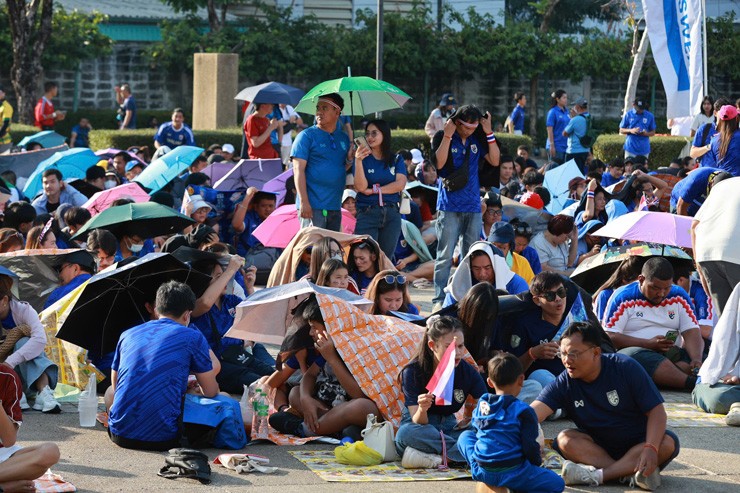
[
  {"left": 34, "top": 470, "right": 77, "bottom": 492},
  {"left": 289, "top": 450, "right": 470, "bottom": 482},
  {"left": 664, "top": 402, "right": 727, "bottom": 427}
]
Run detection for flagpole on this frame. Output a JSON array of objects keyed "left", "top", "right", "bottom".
[{"left": 702, "top": 0, "right": 708, "bottom": 96}]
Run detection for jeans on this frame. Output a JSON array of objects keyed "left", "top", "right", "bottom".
[
  {"left": 692, "top": 382, "right": 740, "bottom": 415},
  {"left": 528, "top": 369, "right": 557, "bottom": 390},
  {"left": 354, "top": 204, "right": 402, "bottom": 260},
  {"left": 14, "top": 337, "right": 58, "bottom": 393},
  {"left": 518, "top": 378, "right": 545, "bottom": 405},
  {"left": 458, "top": 430, "right": 565, "bottom": 492},
  {"left": 395, "top": 409, "right": 466, "bottom": 462},
  {"left": 299, "top": 209, "right": 342, "bottom": 232},
  {"left": 433, "top": 210, "right": 482, "bottom": 304},
  {"left": 217, "top": 344, "right": 275, "bottom": 394}
]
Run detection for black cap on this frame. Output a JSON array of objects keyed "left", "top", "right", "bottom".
[{"left": 59, "top": 250, "right": 96, "bottom": 271}]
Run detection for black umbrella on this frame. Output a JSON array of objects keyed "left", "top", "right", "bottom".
[{"left": 55, "top": 253, "right": 211, "bottom": 358}]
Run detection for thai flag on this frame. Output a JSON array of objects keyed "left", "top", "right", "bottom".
[
  {"left": 552, "top": 292, "right": 588, "bottom": 342},
  {"left": 425, "top": 339, "right": 456, "bottom": 406}
]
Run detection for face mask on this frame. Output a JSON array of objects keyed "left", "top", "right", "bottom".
[
  {"left": 332, "top": 253, "right": 343, "bottom": 261},
  {"left": 128, "top": 240, "right": 144, "bottom": 253},
  {"left": 105, "top": 180, "right": 117, "bottom": 189}
]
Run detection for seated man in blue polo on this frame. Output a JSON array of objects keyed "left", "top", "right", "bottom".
[
  {"left": 670, "top": 168, "right": 731, "bottom": 217},
  {"left": 43, "top": 250, "right": 95, "bottom": 309},
  {"left": 105, "top": 281, "right": 220, "bottom": 451},
  {"left": 603, "top": 257, "right": 704, "bottom": 391},
  {"left": 619, "top": 99, "right": 656, "bottom": 159},
  {"left": 532, "top": 321, "right": 679, "bottom": 490}
]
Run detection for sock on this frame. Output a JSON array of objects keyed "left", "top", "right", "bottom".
[
  {"left": 685, "top": 374, "right": 697, "bottom": 390},
  {"left": 300, "top": 422, "right": 317, "bottom": 437},
  {"left": 596, "top": 468, "right": 604, "bottom": 485}
]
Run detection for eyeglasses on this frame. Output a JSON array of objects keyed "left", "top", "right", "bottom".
[
  {"left": 330, "top": 249, "right": 343, "bottom": 257},
  {"left": 485, "top": 209, "right": 503, "bottom": 216},
  {"left": 557, "top": 346, "right": 596, "bottom": 361},
  {"left": 538, "top": 287, "right": 567, "bottom": 302},
  {"left": 365, "top": 131, "right": 380, "bottom": 138},
  {"left": 382, "top": 274, "right": 406, "bottom": 285}
]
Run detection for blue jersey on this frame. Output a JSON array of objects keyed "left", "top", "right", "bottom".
[
  {"left": 402, "top": 359, "right": 485, "bottom": 416},
  {"left": 510, "top": 105, "right": 525, "bottom": 133},
  {"left": 694, "top": 123, "right": 717, "bottom": 168},
  {"left": 121, "top": 96, "right": 137, "bottom": 129},
  {"left": 593, "top": 288, "right": 614, "bottom": 324},
  {"left": 432, "top": 131, "right": 488, "bottom": 213},
  {"left": 268, "top": 107, "right": 282, "bottom": 145},
  {"left": 708, "top": 129, "right": 740, "bottom": 176},
  {"left": 600, "top": 172, "right": 624, "bottom": 188},
  {"left": 71, "top": 125, "right": 90, "bottom": 147},
  {"left": 154, "top": 122, "right": 195, "bottom": 148},
  {"left": 546, "top": 106, "right": 570, "bottom": 153},
  {"left": 689, "top": 279, "right": 714, "bottom": 327},
  {"left": 355, "top": 154, "right": 406, "bottom": 208},
  {"left": 291, "top": 126, "right": 349, "bottom": 211},
  {"left": 235, "top": 209, "right": 263, "bottom": 257},
  {"left": 43, "top": 274, "right": 91, "bottom": 309},
  {"left": 537, "top": 353, "right": 664, "bottom": 446},
  {"left": 670, "top": 167, "right": 721, "bottom": 216},
  {"left": 191, "top": 294, "right": 244, "bottom": 358},
  {"left": 501, "top": 309, "right": 565, "bottom": 377},
  {"left": 620, "top": 109, "right": 656, "bottom": 156},
  {"left": 109, "top": 319, "right": 213, "bottom": 443}
]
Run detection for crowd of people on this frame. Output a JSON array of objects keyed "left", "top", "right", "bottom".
[{"left": 0, "top": 84, "right": 738, "bottom": 492}]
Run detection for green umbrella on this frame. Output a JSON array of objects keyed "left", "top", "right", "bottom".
[
  {"left": 71, "top": 202, "right": 195, "bottom": 241},
  {"left": 293, "top": 76, "right": 411, "bottom": 116}
]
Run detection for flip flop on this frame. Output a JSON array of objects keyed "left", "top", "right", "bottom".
[{"left": 96, "top": 411, "right": 109, "bottom": 428}]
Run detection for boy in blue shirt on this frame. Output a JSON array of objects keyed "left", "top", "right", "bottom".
[
  {"left": 619, "top": 99, "right": 656, "bottom": 158},
  {"left": 458, "top": 353, "right": 564, "bottom": 492}
]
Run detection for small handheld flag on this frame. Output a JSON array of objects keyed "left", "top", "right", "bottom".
[
  {"left": 552, "top": 292, "right": 588, "bottom": 342},
  {"left": 425, "top": 337, "right": 457, "bottom": 406}
]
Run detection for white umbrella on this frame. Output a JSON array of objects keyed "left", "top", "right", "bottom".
[{"left": 543, "top": 159, "right": 584, "bottom": 215}]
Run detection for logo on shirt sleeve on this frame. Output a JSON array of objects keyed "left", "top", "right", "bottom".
[
  {"left": 454, "top": 389, "right": 465, "bottom": 403},
  {"left": 607, "top": 390, "right": 620, "bottom": 406},
  {"left": 479, "top": 400, "right": 490, "bottom": 416},
  {"left": 510, "top": 335, "right": 521, "bottom": 348}
]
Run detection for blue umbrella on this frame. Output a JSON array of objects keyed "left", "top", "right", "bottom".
[
  {"left": 543, "top": 159, "right": 585, "bottom": 215},
  {"left": 133, "top": 145, "right": 204, "bottom": 194},
  {"left": 23, "top": 148, "right": 101, "bottom": 199},
  {"left": 17, "top": 130, "right": 67, "bottom": 149},
  {"left": 234, "top": 82, "right": 305, "bottom": 106}
]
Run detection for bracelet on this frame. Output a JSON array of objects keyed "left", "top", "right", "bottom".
[
  {"left": 278, "top": 404, "right": 289, "bottom": 413},
  {"left": 586, "top": 191, "right": 595, "bottom": 198},
  {"left": 528, "top": 348, "right": 537, "bottom": 360},
  {"left": 486, "top": 132, "right": 496, "bottom": 143},
  {"left": 644, "top": 443, "right": 659, "bottom": 454},
  {"left": 443, "top": 135, "right": 452, "bottom": 140}
]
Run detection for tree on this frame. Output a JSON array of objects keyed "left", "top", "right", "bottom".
[{"left": 159, "top": 0, "right": 248, "bottom": 33}]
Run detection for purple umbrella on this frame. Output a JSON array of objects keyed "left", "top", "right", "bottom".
[
  {"left": 202, "top": 161, "right": 236, "bottom": 185},
  {"left": 213, "top": 158, "right": 283, "bottom": 191},
  {"left": 593, "top": 211, "right": 693, "bottom": 248},
  {"left": 262, "top": 168, "right": 293, "bottom": 206}
]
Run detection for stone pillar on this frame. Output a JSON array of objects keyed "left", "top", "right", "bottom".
[{"left": 192, "top": 53, "right": 239, "bottom": 130}]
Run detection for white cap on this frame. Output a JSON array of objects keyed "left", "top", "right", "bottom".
[
  {"left": 342, "top": 189, "right": 357, "bottom": 203},
  {"left": 222, "top": 143, "right": 235, "bottom": 154},
  {"left": 410, "top": 148, "right": 424, "bottom": 164},
  {"left": 187, "top": 194, "right": 212, "bottom": 215}
]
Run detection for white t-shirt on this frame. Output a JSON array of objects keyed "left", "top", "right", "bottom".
[
  {"left": 280, "top": 105, "right": 299, "bottom": 147},
  {"left": 694, "top": 177, "right": 740, "bottom": 265},
  {"left": 691, "top": 113, "right": 714, "bottom": 133}
]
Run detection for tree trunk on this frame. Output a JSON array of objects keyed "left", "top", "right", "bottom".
[
  {"left": 206, "top": 0, "right": 221, "bottom": 32},
  {"left": 7, "top": 0, "right": 54, "bottom": 124},
  {"left": 539, "top": 0, "right": 561, "bottom": 32},
  {"left": 623, "top": 29, "right": 649, "bottom": 115}
]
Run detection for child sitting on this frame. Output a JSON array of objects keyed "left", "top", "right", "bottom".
[
  {"left": 365, "top": 270, "right": 419, "bottom": 316},
  {"left": 458, "top": 353, "right": 565, "bottom": 492}
]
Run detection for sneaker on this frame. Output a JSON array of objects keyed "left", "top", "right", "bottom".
[
  {"left": 32, "top": 386, "right": 61, "bottom": 414},
  {"left": 726, "top": 402, "right": 740, "bottom": 426},
  {"left": 547, "top": 408, "right": 564, "bottom": 421},
  {"left": 633, "top": 468, "right": 661, "bottom": 491},
  {"left": 561, "top": 460, "right": 600, "bottom": 486},
  {"left": 267, "top": 411, "right": 304, "bottom": 437},
  {"left": 19, "top": 393, "right": 30, "bottom": 410},
  {"left": 401, "top": 447, "right": 442, "bottom": 469}
]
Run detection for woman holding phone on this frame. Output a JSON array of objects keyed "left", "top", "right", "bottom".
[{"left": 353, "top": 120, "right": 407, "bottom": 258}]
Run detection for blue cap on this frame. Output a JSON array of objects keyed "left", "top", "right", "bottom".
[
  {"left": 577, "top": 219, "right": 603, "bottom": 239},
  {"left": 439, "top": 93, "right": 457, "bottom": 106},
  {"left": 125, "top": 160, "right": 143, "bottom": 173},
  {"left": 489, "top": 222, "right": 515, "bottom": 244}
]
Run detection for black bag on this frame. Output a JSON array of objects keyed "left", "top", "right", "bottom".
[
  {"left": 577, "top": 114, "right": 595, "bottom": 148},
  {"left": 442, "top": 146, "right": 470, "bottom": 192},
  {"left": 158, "top": 448, "right": 211, "bottom": 484}
]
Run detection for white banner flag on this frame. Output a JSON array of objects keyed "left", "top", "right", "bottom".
[{"left": 642, "top": 0, "right": 704, "bottom": 119}]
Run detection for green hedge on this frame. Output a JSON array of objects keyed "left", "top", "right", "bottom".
[
  {"left": 592, "top": 134, "right": 689, "bottom": 168},
  {"left": 88, "top": 128, "right": 244, "bottom": 152},
  {"left": 386, "top": 129, "right": 533, "bottom": 157}
]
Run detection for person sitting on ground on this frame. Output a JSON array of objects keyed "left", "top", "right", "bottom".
[
  {"left": 365, "top": 270, "right": 419, "bottom": 316},
  {"left": 43, "top": 251, "right": 95, "bottom": 309},
  {"left": 0, "top": 229, "right": 23, "bottom": 254},
  {"left": 105, "top": 281, "right": 220, "bottom": 451},
  {"left": 348, "top": 238, "right": 382, "bottom": 295},
  {"left": 481, "top": 196, "right": 504, "bottom": 240},
  {"left": 458, "top": 353, "right": 565, "bottom": 493},
  {"left": 532, "top": 322, "right": 679, "bottom": 491},
  {"left": 84, "top": 164, "right": 106, "bottom": 195},
  {"left": 576, "top": 179, "right": 609, "bottom": 226},
  {"left": 86, "top": 229, "right": 118, "bottom": 271},
  {"left": 600, "top": 159, "right": 625, "bottom": 188},
  {"left": 488, "top": 222, "right": 534, "bottom": 285},
  {"left": 268, "top": 295, "right": 379, "bottom": 438},
  {"left": 574, "top": 219, "right": 604, "bottom": 267},
  {"left": 3, "top": 203, "right": 35, "bottom": 239},
  {"left": 673, "top": 266, "right": 716, "bottom": 346},
  {"left": 0, "top": 365, "right": 61, "bottom": 491},
  {"left": 603, "top": 258, "right": 704, "bottom": 390},
  {"left": 31, "top": 169, "right": 87, "bottom": 215},
  {"left": 0, "top": 271, "right": 60, "bottom": 413},
  {"left": 315, "top": 258, "right": 351, "bottom": 291},
  {"left": 231, "top": 187, "right": 277, "bottom": 257},
  {"left": 510, "top": 219, "right": 541, "bottom": 275},
  {"left": 304, "top": 237, "right": 343, "bottom": 281},
  {"left": 395, "top": 316, "right": 486, "bottom": 469},
  {"left": 592, "top": 256, "right": 646, "bottom": 323},
  {"left": 529, "top": 215, "right": 578, "bottom": 276},
  {"left": 444, "top": 241, "right": 528, "bottom": 308},
  {"left": 24, "top": 221, "right": 56, "bottom": 250}
]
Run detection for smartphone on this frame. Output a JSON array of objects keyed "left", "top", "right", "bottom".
[
  {"left": 354, "top": 136, "right": 368, "bottom": 149},
  {"left": 665, "top": 330, "right": 678, "bottom": 343}
]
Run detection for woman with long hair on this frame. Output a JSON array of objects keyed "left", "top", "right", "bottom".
[
  {"left": 315, "top": 258, "right": 351, "bottom": 290},
  {"left": 347, "top": 238, "right": 382, "bottom": 294},
  {"left": 353, "top": 120, "right": 407, "bottom": 259},
  {"left": 709, "top": 105, "right": 740, "bottom": 176},
  {"left": 545, "top": 89, "right": 570, "bottom": 163},
  {"left": 593, "top": 256, "right": 647, "bottom": 323},
  {"left": 690, "top": 96, "right": 714, "bottom": 138},
  {"left": 25, "top": 220, "right": 56, "bottom": 250},
  {"left": 365, "top": 270, "right": 418, "bottom": 316}
]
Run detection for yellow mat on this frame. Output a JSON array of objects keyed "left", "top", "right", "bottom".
[{"left": 664, "top": 402, "right": 727, "bottom": 427}]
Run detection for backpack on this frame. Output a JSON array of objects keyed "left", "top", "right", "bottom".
[{"left": 577, "top": 114, "right": 596, "bottom": 148}]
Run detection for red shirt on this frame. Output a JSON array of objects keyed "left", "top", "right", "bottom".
[
  {"left": 34, "top": 97, "right": 55, "bottom": 129},
  {"left": 245, "top": 113, "right": 278, "bottom": 159},
  {"left": 0, "top": 367, "right": 23, "bottom": 432}
]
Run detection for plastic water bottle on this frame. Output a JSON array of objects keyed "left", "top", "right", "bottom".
[
  {"left": 256, "top": 389, "right": 269, "bottom": 440},
  {"left": 78, "top": 376, "right": 98, "bottom": 427},
  {"left": 251, "top": 388, "right": 262, "bottom": 437}
]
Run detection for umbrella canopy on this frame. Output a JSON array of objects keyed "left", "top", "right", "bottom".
[
  {"left": 543, "top": 159, "right": 584, "bottom": 215},
  {"left": 71, "top": 201, "right": 195, "bottom": 241},
  {"left": 252, "top": 204, "right": 356, "bottom": 248},
  {"left": 202, "top": 161, "right": 237, "bottom": 185},
  {"left": 0, "top": 144, "right": 68, "bottom": 181},
  {"left": 82, "top": 182, "right": 150, "bottom": 216},
  {"left": 501, "top": 196, "right": 553, "bottom": 234},
  {"left": 234, "top": 81, "right": 305, "bottom": 105},
  {"left": 55, "top": 253, "right": 211, "bottom": 358},
  {"left": 95, "top": 148, "right": 147, "bottom": 167},
  {"left": 294, "top": 76, "right": 411, "bottom": 116},
  {"left": 592, "top": 211, "right": 693, "bottom": 248},
  {"left": 225, "top": 279, "right": 373, "bottom": 345},
  {"left": 213, "top": 159, "right": 283, "bottom": 191},
  {"left": 23, "top": 148, "right": 100, "bottom": 199},
  {"left": 17, "top": 130, "right": 66, "bottom": 149},
  {"left": 262, "top": 168, "right": 294, "bottom": 206},
  {"left": 133, "top": 145, "right": 204, "bottom": 193},
  {"left": 571, "top": 242, "right": 693, "bottom": 294}
]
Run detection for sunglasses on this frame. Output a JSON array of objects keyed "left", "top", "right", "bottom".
[
  {"left": 513, "top": 224, "right": 533, "bottom": 236},
  {"left": 356, "top": 241, "right": 372, "bottom": 250},
  {"left": 382, "top": 275, "right": 406, "bottom": 285},
  {"left": 538, "top": 287, "right": 567, "bottom": 302}
]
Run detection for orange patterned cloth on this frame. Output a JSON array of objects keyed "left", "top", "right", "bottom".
[{"left": 33, "top": 471, "right": 77, "bottom": 492}]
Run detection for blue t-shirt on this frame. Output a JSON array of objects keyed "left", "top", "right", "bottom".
[
  {"left": 191, "top": 294, "right": 244, "bottom": 358},
  {"left": 695, "top": 123, "right": 717, "bottom": 168},
  {"left": 154, "top": 122, "right": 195, "bottom": 148},
  {"left": 351, "top": 271, "right": 374, "bottom": 294},
  {"left": 546, "top": 106, "right": 570, "bottom": 153},
  {"left": 600, "top": 171, "right": 624, "bottom": 188},
  {"left": 285, "top": 348, "right": 325, "bottom": 370},
  {"left": 620, "top": 109, "right": 656, "bottom": 156},
  {"left": 564, "top": 113, "right": 590, "bottom": 153},
  {"left": 510, "top": 105, "right": 525, "bottom": 133},
  {"left": 121, "top": 96, "right": 137, "bottom": 129},
  {"left": 520, "top": 246, "right": 542, "bottom": 275},
  {"left": 670, "top": 167, "right": 721, "bottom": 216},
  {"left": 291, "top": 126, "right": 349, "bottom": 211},
  {"left": 689, "top": 279, "right": 713, "bottom": 326},
  {"left": 501, "top": 309, "right": 565, "bottom": 377},
  {"left": 537, "top": 353, "right": 664, "bottom": 446},
  {"left": 708, "top": 129, "right": 740, "bottom": 176},
  {"left": 109, "top": 318, "right": 213, "bottom": 443},
  {"left": 236, "top": 209, "right": 263, "bottom": 256},
  {"left": 268, "top": 107, "right": 282, "bottom": 145},
  {"left": 593, "top": 288, "right": 614, "bottom": 324},
  {"left": 43, "top": 273, "right": 91, "bottom": 309},
  {"left": 432, "top": 131, "right": 487, "bottom": 213},
  {"left": 355, "top": 154, "right": 406, "bottom": 208},
  {"left": 402, "top": 359, "right": 485, "bottom": 416},
  {"left": 71, "top": 125, "right": 90, "bottom": 147}
]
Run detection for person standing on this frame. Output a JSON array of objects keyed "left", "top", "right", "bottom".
[
  {"left": 425, "top": 93, "right": 457, "bottom": 141},
  {"left": 245, "top": 103, "right": 280, "bottom": 159},
  {"left": 279, "top": 104, "right": 302, "bottom": 165},
  {"left": 115, "top": 84, "right": 137, "bottom": 130},
  {"left": 546, "top": 90, "right": 570, "bottom": 163},
  {"left": 563, "top": 98, "right": 591, "bottom": 174},
  {"left": 34, "top": 82, "right": 65, "bottom": 130},
  {"left": 0, "top": 85, "right": 13, "bottom": 153},
  {"left": 154, "top": 108, "right": 195, "bottom": 149},
  {"left": 291, "top": 93, "right": 353, "bottom": 231},
  {"left": 706, "top": 105, "right": 740, "bottom": 176},
  {"left": 431, "top": 105, "right": 500, "bottom": 308},
  {"left": 507, "top": 92, "right": 526, "bottom": 135},
  {"left": 619, "top": 99, "right": 656, "bottom": 159}
]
